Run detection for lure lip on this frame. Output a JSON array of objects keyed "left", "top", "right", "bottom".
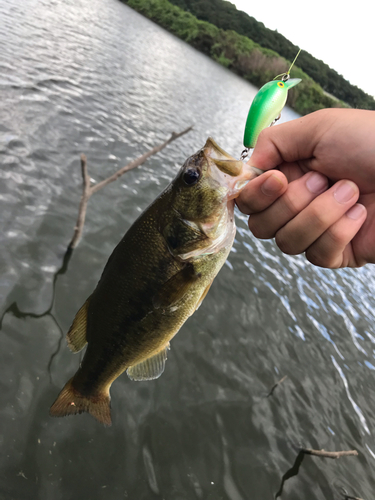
[{"left": 283, "top": 78, "right": 302, "bottom": 89}]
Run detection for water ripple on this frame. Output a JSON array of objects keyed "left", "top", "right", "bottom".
[
  {"left": 1, "top": 0, "right": 375, "bottom": 497},
  {"left": 331, "top": 356, "right": 370, "bottom": 435}
]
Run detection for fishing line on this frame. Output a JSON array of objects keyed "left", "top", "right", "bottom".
[{"left": 240, "top": 48, "right": 302, "bottom": 160}]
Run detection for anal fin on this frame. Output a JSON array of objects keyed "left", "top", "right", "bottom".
[
  {"left": 127, "top": 344, "right": 170, "bottom": 381},
  {"left": 66, "top": 296, "right": 91, "bottom": 353}
]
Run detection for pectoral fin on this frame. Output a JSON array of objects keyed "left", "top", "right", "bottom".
[
  {"left": 66, "top": 297, "right": 90, "bottom": 353},
  {"left": 127, "top": 344, "right": 170, "bottom": 381},
  {"left": 195, "top": 281, "right": 213, "bottom": 312},
  {"left": 163, "top": 218, "right": 208, "bottom": 256},
  {"left": 152, "top": 263, "right": 201, "bottom": 309}
]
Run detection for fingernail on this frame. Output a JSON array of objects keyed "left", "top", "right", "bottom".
[
  {"left": 261, "top": 174, "right": 284, "bottom": 196},
  {"left": 346, "top": 204, "right": 366, "bottom": 220},
  {"left": 306, "top": 172, "right": 328, "bottom": 194},
  {"left": 334, "top": 181, "right": 357, "bottom": 204}
]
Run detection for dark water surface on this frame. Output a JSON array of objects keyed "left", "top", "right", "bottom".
[{"left": 1, "top": 0, "right": 374, "bottom": 498}]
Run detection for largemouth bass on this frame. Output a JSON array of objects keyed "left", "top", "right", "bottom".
[{"left": 50, "top": 138, "right": 261, "bottom": 425}]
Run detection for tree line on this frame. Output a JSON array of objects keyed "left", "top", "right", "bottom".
[
  {"left": 168, "top": 0, "right": 375, "bottom": 110},
  {"left": 123, "top": 0, "right": 374, "bottom": 114}
]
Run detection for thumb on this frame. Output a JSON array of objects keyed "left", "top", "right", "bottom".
[{"left": 247, "top": 111, "right": 323, "bottom": 171}]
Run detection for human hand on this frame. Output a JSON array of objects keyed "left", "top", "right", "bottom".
[{"left": 237, "top": 108, "right": 375, "bottom": 268}]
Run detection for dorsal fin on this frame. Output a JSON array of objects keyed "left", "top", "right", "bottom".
[
  {"left": 127, "top": 344, "right": 170, "bottom": 381},
  {"left": 66, "top": 297, "right": 91, "bottom": 353}
]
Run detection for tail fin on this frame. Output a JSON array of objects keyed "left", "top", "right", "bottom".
[{"left": 49, "top": 378, "right": 112, "bottom": 426}]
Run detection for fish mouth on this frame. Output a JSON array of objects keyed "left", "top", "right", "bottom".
[{"left": 203, "top": 137, "right": 260, "bottom": 199}]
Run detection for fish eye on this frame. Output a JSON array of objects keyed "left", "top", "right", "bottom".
[
  {"left": 183, "top": 168, "right": 200, "bottom": 186},
  {"left": 277, "top": 81, "right": 284, "bottom": 88}
]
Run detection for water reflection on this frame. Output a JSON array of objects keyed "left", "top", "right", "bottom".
[
  {"left": 0, "top": 249, "right": 73, "bottom": 382},
  {"left": 275, "top": 449, "right": 305, "bottom": 499}
]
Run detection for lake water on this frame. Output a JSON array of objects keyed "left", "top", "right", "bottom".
[{"left": 0, "top": 0, "right": 374, "bottom": 498}]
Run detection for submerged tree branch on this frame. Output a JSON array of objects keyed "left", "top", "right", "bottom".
[
  {"left": 276, "top": 447, "right": 360, "bottom": 499},
  {"left": 266, "top": 375, "right": 288, "bottom": 397},
  {"left": 68, "top": 126, "right": 193, "bottom": 250},
  {"left": 301, "top": 448, "right": 358, "bottom": 459},
  {"left": 68, "top": 154, "right": 91, "bottom": 250}
]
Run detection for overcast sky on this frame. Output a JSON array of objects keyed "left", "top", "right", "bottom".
[{"left": 232, "top": 0, "right": 374, "bottom": 98}]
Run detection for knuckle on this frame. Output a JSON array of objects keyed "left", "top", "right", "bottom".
[
  {"left": 249, "top": 217, "right": 275, "bottom": 239},
  {"left": 257, "top": 127, "right": 272, "bottom": 144},
  {"left": 281, "top": 193, "right": 300, "bottom": 218},
  {"left": 305, "top": 226, "right": 348, "bottom": 269},
  {"left": 236, "top": 185, "right": 272, "bottom": 216},
  {"left": 305, "top": 245, "right": 343, "bottom": 269},
  {"left": 312, "top": 108, "right": 330, "bottom": 120},
  {"left": 305, "top": 247, "right": 341, "bottom": 269},
  {"left": 236, "top": 198, "right": 252, "bottom": 215},
  {"left": 306, "top": 205, "right": 327, "bottom": 228},
  {"left": 325, "top": 227, "right": 347, "bottom": 248},
  {"left": 305, "top": 248, "right": 326, "bottom": 267},
  {"left": 275, "top": 230, "right": 298, "bottom": 255}
]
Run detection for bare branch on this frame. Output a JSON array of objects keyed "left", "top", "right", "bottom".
[
  {"left": 90, "top": 126, "right": 193, "bottom": 194},
  {"left": 266, "top": 375, "right": 288, "bottom": 397},
  {"left": 67, "top": 126, "right": 193, "bottom": 250},
  {"left": 275, "top": 448, "right": 361, "bottom": 500},
  {"left": 301, "top": 448, "right": 358, "bottom": 459},
  {"left": 68, "top": 154, "right": 92, "bottom": 250}
]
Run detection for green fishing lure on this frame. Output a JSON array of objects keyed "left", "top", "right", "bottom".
[
  {"left": 242, "top": 50, "right": 302, "bottom": 152},
  {"left": 243, "top": 78, "right": 301, "bottom": 149}
]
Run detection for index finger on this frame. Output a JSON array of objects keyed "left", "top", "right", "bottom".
[{"left": 236, "top": 169, "right": 287, "bottom": 215}]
